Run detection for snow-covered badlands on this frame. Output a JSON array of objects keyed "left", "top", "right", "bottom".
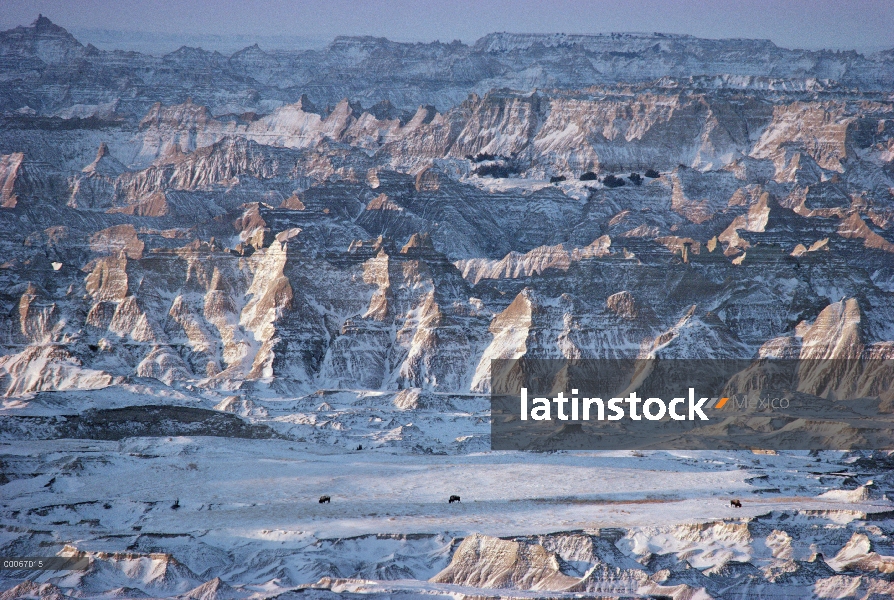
[
  {"left": 3, "top": 387, "right": 894, "bottom": 599},
  {"left": 2, "top": 14, "right": 894, "bottom": 600}
]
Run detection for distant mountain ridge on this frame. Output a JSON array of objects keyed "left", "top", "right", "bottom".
[{"left": 1, "top": 16, "right": 892, "bottom": 120}]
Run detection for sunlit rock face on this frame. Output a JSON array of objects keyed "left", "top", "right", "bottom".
[{"left": 2, "top": 16, "right": 894, "bottom": 396}]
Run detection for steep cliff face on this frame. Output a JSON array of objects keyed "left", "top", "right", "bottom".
[
  {"left": 2, "top": 140, "right": 892, "bottom": 397},
  {"left": 430, "top": 533, "right": 581, "bottom": 591},
  {"left": 316, "top": 234, "right": 488, "bottom": 391},
  {"left": 1, "top": 19, "right": 893, "bottom": 400},
  {"left": 0, "top": 152, "right": 63, "bottom": 209},
  {"left": 456, "top": 238, "right": 611, "bottom": 285},
  {"left": 0, "top": 153, "right": 26, "bottom": 208},
  {"left": 752, "top": 102, "right": 855, "bottom": 174},
  {"left": 68, "top": 143, "right": 127, "bottom": 210},
  {"left": 123, "top": 90, "right": 782, "bottom": 177}
]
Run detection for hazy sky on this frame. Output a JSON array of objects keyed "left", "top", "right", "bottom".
[{"left": 2, "top": 0, "right": 892, "bottom": 53}]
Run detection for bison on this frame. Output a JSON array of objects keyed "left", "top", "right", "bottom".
[
  {"left": 449, "top": 495, "right": 461, "bottom": 503},
  {"left": 730, "top": 499, "right": 742, "bottom": 508},
  {"left": 319, "top": 495, "right": 331, "bottom": 504}
]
